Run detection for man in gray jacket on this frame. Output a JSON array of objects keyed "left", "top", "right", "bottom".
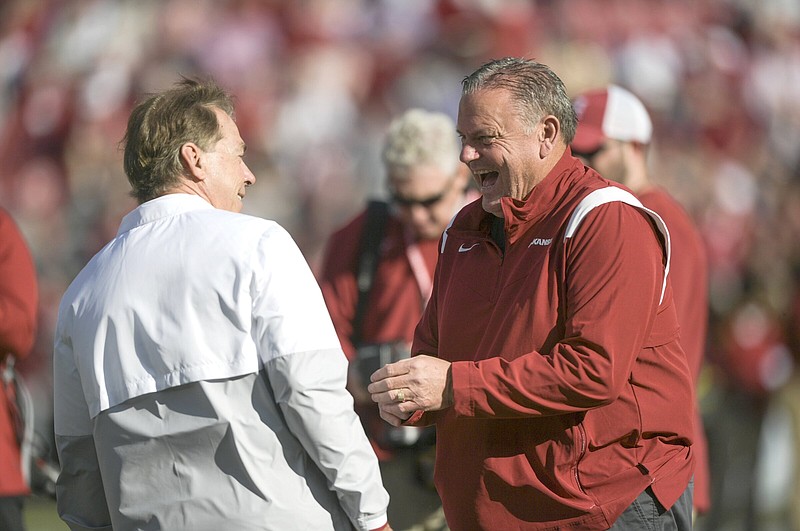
[{"left": 53, "top": 78, "right": 391, "bottom": 531}]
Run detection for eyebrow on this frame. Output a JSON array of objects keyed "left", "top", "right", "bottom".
[{"left": 456, "top": 127, "right": 496, "bottom": 138}]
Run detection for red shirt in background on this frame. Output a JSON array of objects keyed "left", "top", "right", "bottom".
[
  {"left": 0, "top": 208, "right": 39, "bottom": 497},
  {"left": 639, "top": 186, "right": 711, "bottom": 513},
  {"left": 319, "top": 209, "right": 438, "bottom": 459}
]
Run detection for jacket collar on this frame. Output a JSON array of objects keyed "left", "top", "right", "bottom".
[
  {"left": 118, "top": 193, "right": 213, "bottom": 235},
  {"left": 456, "top": 148, "right": 588, "bottom": 246}
]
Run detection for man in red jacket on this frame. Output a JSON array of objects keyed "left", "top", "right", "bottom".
[
  {"left": 571, "top": 84, "right": 711, "bottom": 517},
  {"left": 369, "top": 58, "right": 695, "bottom": 530},
  {"left": 0, "top": 208, "right": 39, "bottom": 531}
]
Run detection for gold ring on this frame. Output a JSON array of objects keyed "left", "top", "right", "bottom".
[{"left": 396, "top": 390, "right": 405, "bottom": 403}]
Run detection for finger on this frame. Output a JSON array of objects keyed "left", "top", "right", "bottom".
[
  {"left": 378, "top": 405, "right": 404, "bottom": 427},
  {"left": 370, "top": 388, "right": 404, "bottom": 405},
  {"left": 377, "top": 394, "right": 417, "bottom": 417},
  {"left": 367, "top": 377, "right": 405, "bottom": 396},
  {"left": 367, "top": 361, "right": 415, "bottom": 394},
  {"left": 378, "top": 403, "right": 412, "bottom": 426},
  {"left": 369, "top": 358, "right": 411, "bottom": 383},
  {"left": 370, "top": 390, "right": 389, "bottom": 405},
  {"left": 369, "top": 364, "right": 389, "bottom": 383},
  {"left": 366, "top": 380, "right": 387, "bottom": 395},
  {"left": 394, "top": 388, "right": 406, "bottom": 404}
]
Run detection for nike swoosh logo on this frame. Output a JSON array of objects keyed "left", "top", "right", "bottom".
[{"left": 458, "top": 243, "right": 479, "bottom": 253}]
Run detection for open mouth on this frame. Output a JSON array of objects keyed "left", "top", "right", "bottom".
[{"left": 475, "top": 170, "right": 499, "bottom": 190}]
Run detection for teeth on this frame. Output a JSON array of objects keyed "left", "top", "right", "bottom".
[{"left": 473, "top": 169, "right": 496, "bottom": 186}]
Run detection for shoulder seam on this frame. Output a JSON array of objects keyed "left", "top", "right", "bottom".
[{"left": 564, "top": 187, "right": 672, "bottom": 304}]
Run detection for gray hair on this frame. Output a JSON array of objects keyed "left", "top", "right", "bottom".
[
  {"left": 382, "top": 108, "right": 460, "bottom": 177},
  {"left": 462, "top": 57, "right": 577, "bottom": 143}
]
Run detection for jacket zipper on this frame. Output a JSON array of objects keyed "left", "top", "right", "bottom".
[{"left": 574, "top": 423, "right": 587, "bottom": 494}]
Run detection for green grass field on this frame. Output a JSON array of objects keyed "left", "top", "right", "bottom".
[{"left": 23, "top": 496, "right": 66, "bottom": 530}]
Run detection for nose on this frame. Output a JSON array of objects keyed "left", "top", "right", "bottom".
[
  {"left": 243, "top": 162, "right": 256, "bottom": 186},
  {"left": 460, "top": 143, "right": 478, "bottom": 164},
  {"left": 408, "top": 204, "right": 431, "bottom": 221},
  {"left": 406, "top": 204, "right": 434, "bottom": 236}
]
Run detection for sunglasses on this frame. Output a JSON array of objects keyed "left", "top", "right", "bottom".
[
  {"left": 390, "top": 188, "right": 449, "bottom": 208},
  {"left": 390, "top": 172, "right": 461, "bottom": 208},
  {"left": 572, "top": 145, "right": 604, "bottom": 161}
]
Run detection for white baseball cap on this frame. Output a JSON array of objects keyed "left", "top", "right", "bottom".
[{"left": 571, "top": 84, "right": 653, "bottom": 154}]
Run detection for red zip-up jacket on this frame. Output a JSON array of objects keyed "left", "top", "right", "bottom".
[{"left": 408, "top": 151, "right": 694, "bottom": 530}]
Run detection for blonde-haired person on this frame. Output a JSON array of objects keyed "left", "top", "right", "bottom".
[{"left": 319, "top": 108, "right": 476, "bottom": 531}]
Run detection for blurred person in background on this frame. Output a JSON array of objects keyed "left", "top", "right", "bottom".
[
  {"left": 0, "top": 207, "right": 39, "bottom": 531},
  {"left": 53, "top": 77, "right": 391, "bottom": 531},
  {"left": 368, "top": 57, "right": 695, "bottom": 531},
  {"left": 570, "top": 84, "right": 712, "bottom": 520},
  {"left": 319, "top": 108, "right": 475, "bottom": 531}
]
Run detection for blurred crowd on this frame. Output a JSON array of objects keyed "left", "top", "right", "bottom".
[{"left": 1, "top": 0, "right": 799, "bottom": 529}]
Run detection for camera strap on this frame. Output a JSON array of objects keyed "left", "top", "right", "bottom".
[{"left": 352, "top": 200, "right": 390, "bottom": 346}]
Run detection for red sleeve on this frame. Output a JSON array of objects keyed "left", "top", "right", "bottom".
[
  {"left": 639, "top": 189, "right": 710, "bottom": 510},
  {"left": 452, "top": 203, "right": 665, "bottom": 417},
  {"left": 639, "top": 188, "right": 708, "bottom": 381},
  {"left": 0, "top": 209, "right": 38, "bottom": 360}
]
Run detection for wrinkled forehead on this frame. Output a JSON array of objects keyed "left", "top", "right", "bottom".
[{"left": 457, "top": 88, "right": 523, "bottom": 135}]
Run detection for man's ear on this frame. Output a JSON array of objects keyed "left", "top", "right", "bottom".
[
  {"left": 538, "top": 116, "right": 560, "bottom": 158},
  {"left": 180, "top": 142, "right": 205, "bottom": 182}
]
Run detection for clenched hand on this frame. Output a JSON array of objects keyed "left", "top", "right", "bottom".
[{"left": 368, "top": 355, "right": 453, "bottom": 426}]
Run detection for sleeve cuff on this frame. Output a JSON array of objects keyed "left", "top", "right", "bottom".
[
  {"left": 402, "top": 410, "right": 425, "bottom": 426},
  {"left": 365, "top": 513, "right": 388, "bottom": 531}
]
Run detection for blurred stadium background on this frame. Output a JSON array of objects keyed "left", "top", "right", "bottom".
[{"left": 2, "top": 0, "right": 799, "bottom": 529}]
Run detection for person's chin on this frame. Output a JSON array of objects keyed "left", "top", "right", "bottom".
[{"left": 416, "top": 226, "right": 441, "bottom": 241}]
